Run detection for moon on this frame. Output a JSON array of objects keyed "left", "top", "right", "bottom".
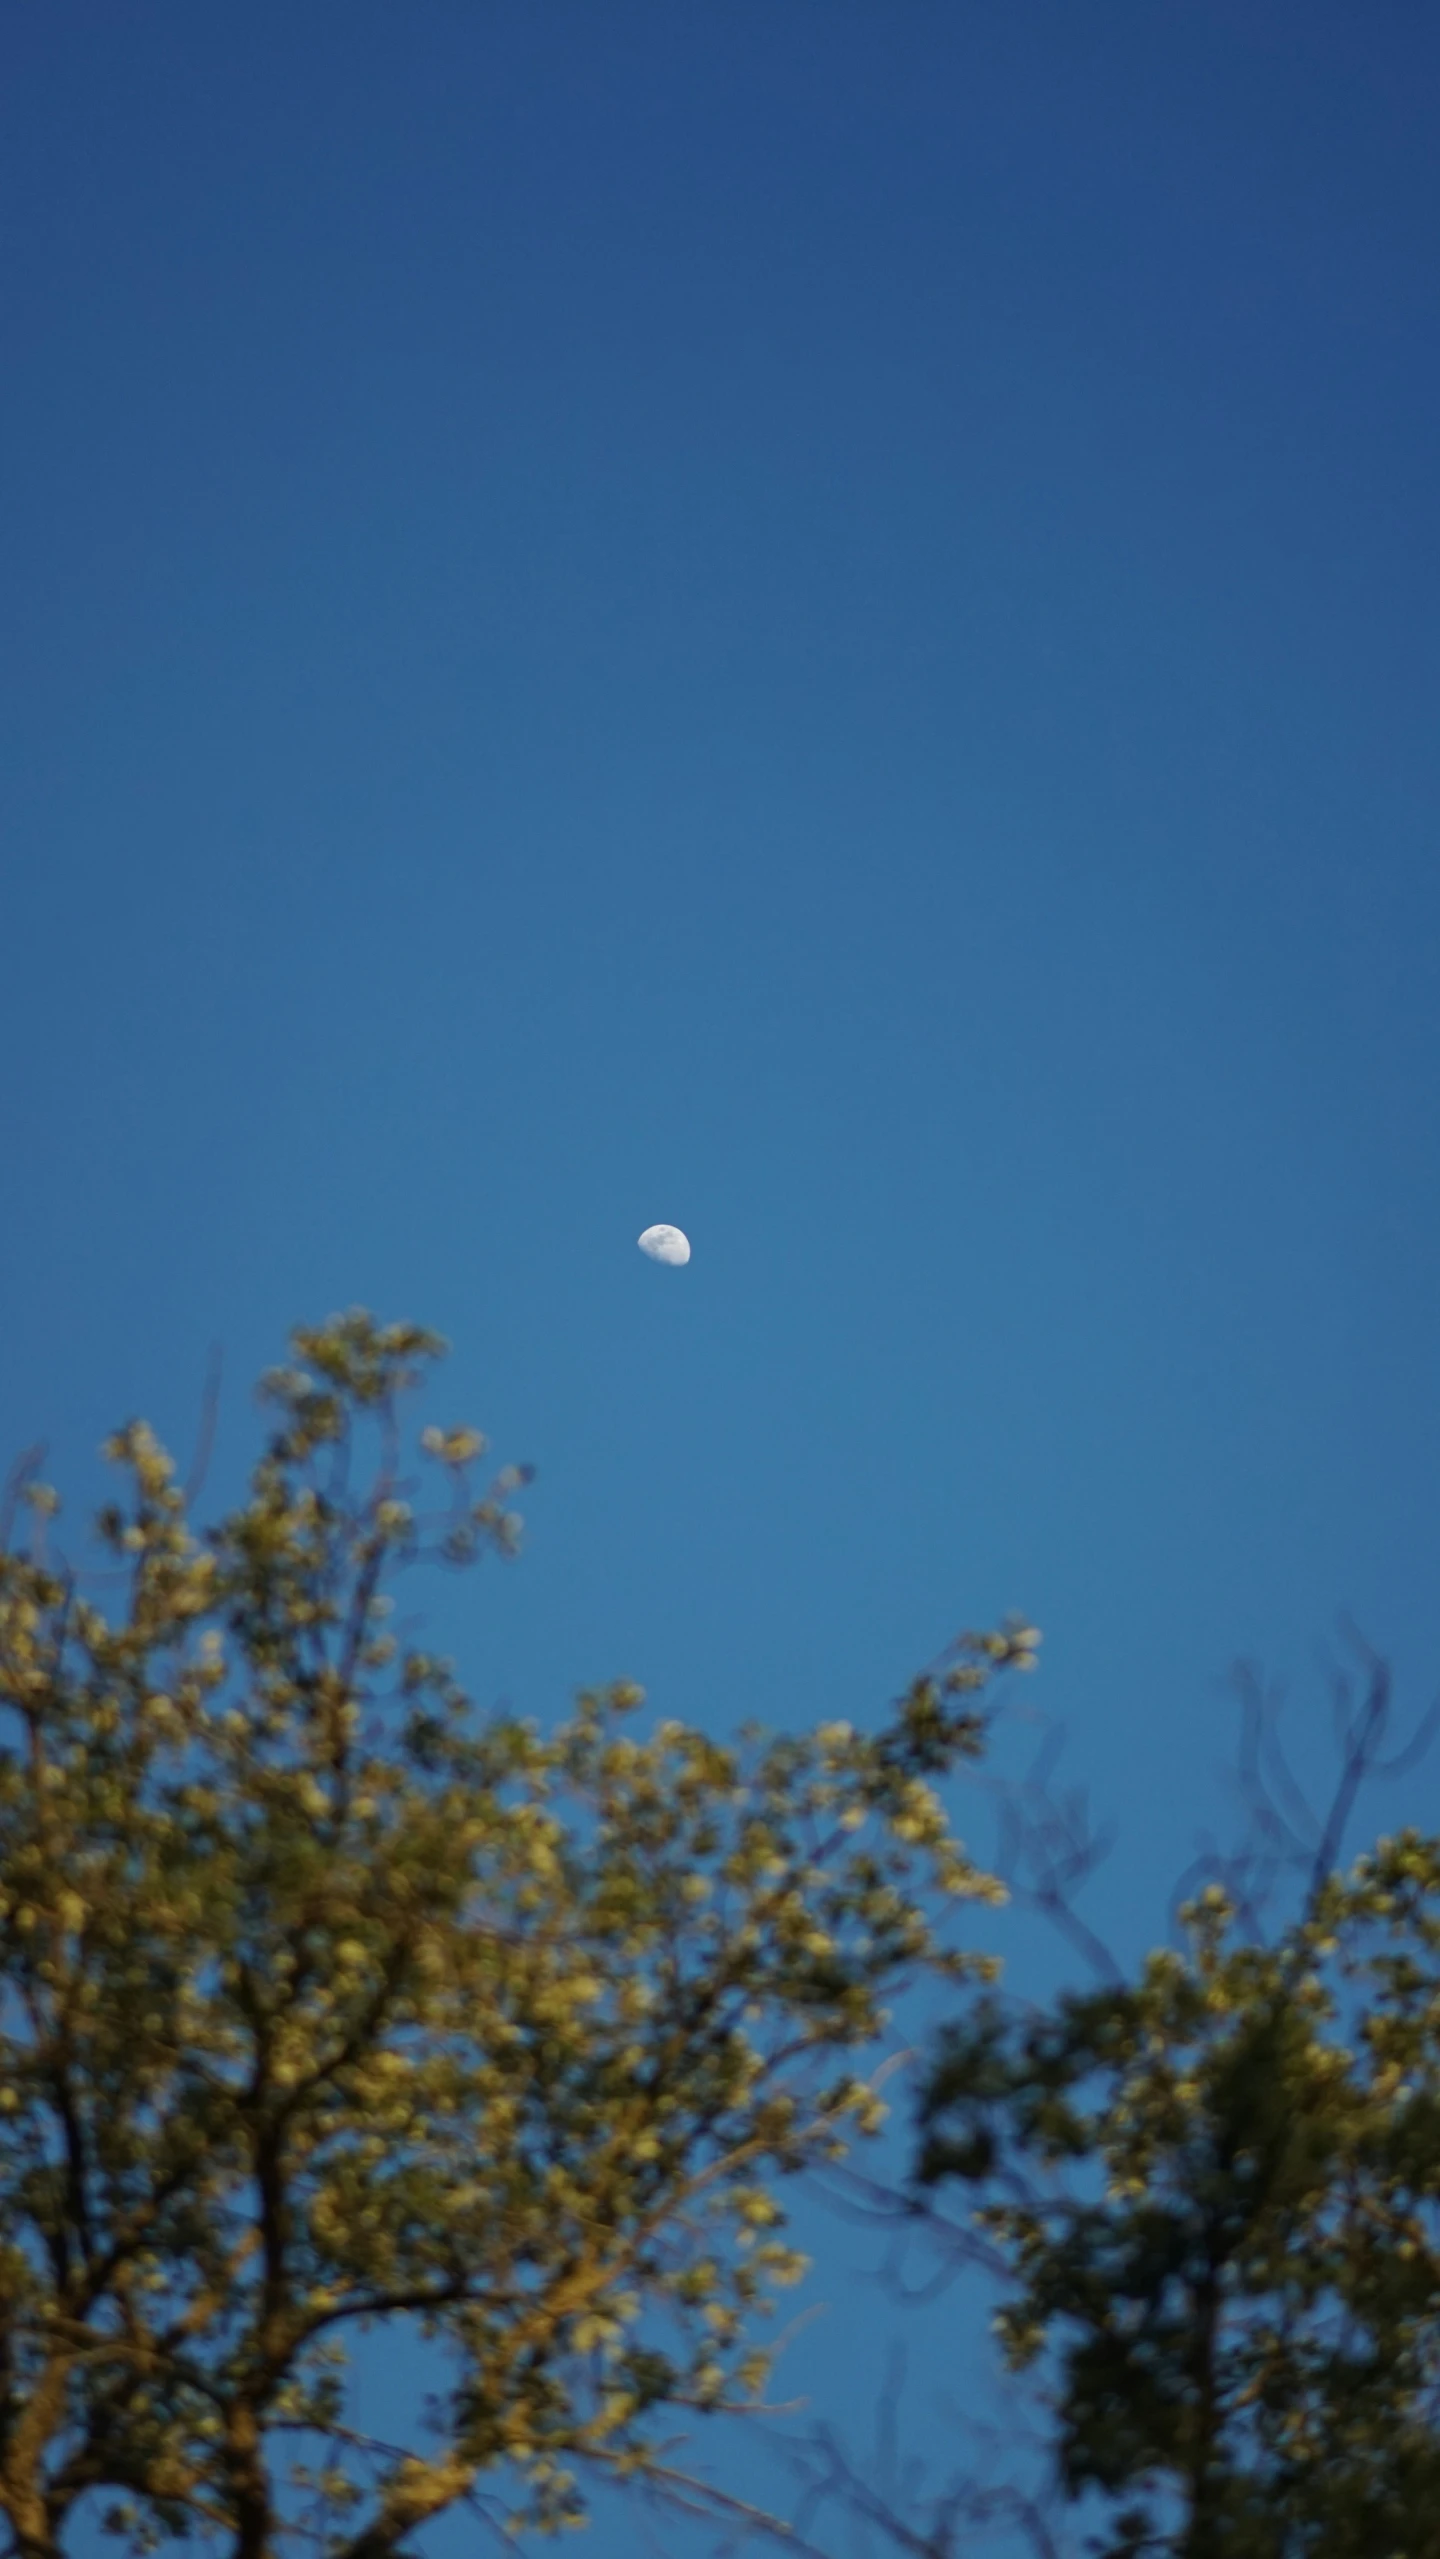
[{"left": 638, "top": 1223, "right": 691, "bottom": 1266}]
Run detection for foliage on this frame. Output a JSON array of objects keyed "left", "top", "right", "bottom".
[
  {"left": 0, "top": 1312, "right": 1028, "bottom": 2559},
  {"left": 917, "top": 1837, "right": 1440, "bottom": 2557}
]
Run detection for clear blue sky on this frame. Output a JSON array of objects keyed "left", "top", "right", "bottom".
[{"left": 4, "top": 4, "right": 1439, "bottom": 2547}]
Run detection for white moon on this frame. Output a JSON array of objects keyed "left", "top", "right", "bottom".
[{"left": 638, "top": 1223, "right": 691, "bottom": 1266}]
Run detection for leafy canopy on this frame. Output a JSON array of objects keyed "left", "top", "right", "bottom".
[
  {"left": 0, "top": 1313, "right": 1030, "bottom": 2559},
  {"left": 918, "top": 1844, "right": 1440, "bottom": 2558}
]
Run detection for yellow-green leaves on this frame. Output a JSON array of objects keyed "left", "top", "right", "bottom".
[
  {"left": 0, "top": 1311, "right": 1018, "bottom": 2559},
  {"left": 919, "top": 1835, "right": 1440, "bottom": 2558}
]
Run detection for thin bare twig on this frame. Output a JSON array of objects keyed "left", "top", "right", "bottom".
[{"left": 183, "top": 1344, "right": 224, "bottom": 1508}]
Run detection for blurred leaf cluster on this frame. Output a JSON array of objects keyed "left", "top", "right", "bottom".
[{"left": 918, "top": 1845, "right": 1440, "bottom": 2557}]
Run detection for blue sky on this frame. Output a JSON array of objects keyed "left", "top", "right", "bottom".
[{"left": 4, "top": 3, "right": 1440, "bottom": 2547}]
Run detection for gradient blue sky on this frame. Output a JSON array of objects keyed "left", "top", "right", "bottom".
[{"left": 4, "top": 4, "right": 1440, "bottom": 2547}]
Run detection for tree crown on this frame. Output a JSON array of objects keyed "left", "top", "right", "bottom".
[{"left": 0, "top": 1313, "right": 1028, "bottom": 2559}]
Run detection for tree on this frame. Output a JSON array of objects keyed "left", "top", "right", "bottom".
[
  {"left": 0, "top": 1312, "right": 1030, "bottom": 2559},
  {"left": 911, "top": 1657, "right": 1440, "bottom": 2559}
]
